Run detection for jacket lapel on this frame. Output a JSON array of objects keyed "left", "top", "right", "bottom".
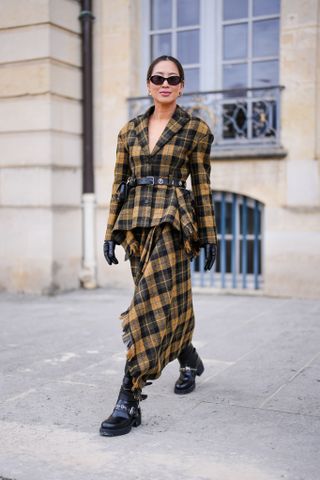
[
  {"left": 135, "top": 104, "right": 190, "bottom": 157},
  {"left": 135, "top": 109, "right": 150, "bottom": 155},
  {"left": 152, "top": 105, "right": 190, "bottom": 156}
]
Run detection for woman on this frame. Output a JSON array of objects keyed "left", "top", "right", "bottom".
[{"left": 100, "top": 55, "right": 217, "bottom": 437}]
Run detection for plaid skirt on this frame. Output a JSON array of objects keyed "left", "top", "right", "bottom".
[{"left": 117, "top": 223, "right": 195, "bottom": 393}]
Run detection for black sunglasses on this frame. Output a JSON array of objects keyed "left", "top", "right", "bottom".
[{"left": 149, "top": 75, "right": 182, "bottom": 86}]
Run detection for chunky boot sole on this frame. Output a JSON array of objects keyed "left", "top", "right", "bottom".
[
  {"left": 174, "top": 358, "right": 205, "bottom": 395},
  {"left": 99, "top": 415, "right": 141, "bottom": 437},
  {"left": 174, "top": 382, "right": 196, "bottom": 395}
]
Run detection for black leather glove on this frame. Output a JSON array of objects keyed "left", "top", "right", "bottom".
[
  {"left": 203, "top": 243, "right": 217, "bottom": 271},
  {"left": 103, "top": 240, "right": 118, "bottom": 265}
]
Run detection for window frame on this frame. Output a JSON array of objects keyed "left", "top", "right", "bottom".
[
  {"left": 191, "top": 191, "right": 265, "bottom": 290},
  {"left": 221, "top": 0, "right": 281, "bottom": 90},
  {"left": 140, "top": 0, "right": 280, "bottom": 95},
  {"left": 141, "top": 0, "right": 220, "bottom": 93}
]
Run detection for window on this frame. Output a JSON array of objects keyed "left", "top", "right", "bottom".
[
  {"left": 138, "top": 1, "right": 282, "bottom": 149},
  {"left": 191, "top": 192, "right": 264, "bottom": 290},
  {"left": 148, "top": 0, "right": 201, "bottom": 91},
  {"left": 222, "top": 0, "right": 280, "bottom": 90},
  {"left": 142, "top": 0, "right": 281, "bottom": 94}
]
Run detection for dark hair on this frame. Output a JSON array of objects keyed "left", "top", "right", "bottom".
[{"left": 146, "top": 55, "right": 185, "bottom": 83}]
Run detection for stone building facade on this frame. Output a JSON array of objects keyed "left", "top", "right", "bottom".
[{"left": 0, "top": 0, "right": 319, "bottom": 298}]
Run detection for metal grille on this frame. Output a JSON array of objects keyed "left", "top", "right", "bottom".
[
  {"left": 128, "top": 86, "right": 283, "bottom": 151},
  {"left": 191, "top": 192, "right": 263, "bottom": 290}
]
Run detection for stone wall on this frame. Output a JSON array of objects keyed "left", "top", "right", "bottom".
[
  {"left": 1, "top": 0, "right": 319, "bottom": 298},
  {"left": 95, "top": 0, "right": 138, "bottom": 289},
  {"left": 264, "top": 0, "right": 320, "bottom": 298},
  {"left": 0, "top": 0, "right": 82, "bottom": 293},
  {"left": 189, "top": 0, "right": 320, "bottom": 298}
]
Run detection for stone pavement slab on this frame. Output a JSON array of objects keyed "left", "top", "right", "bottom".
[{"left": 0, "top": 289, "right": 319, "bottom": 480}]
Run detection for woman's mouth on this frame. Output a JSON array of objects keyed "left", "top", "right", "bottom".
[{"left": 159, "top": 91, "right": 171, "bottom": 96}]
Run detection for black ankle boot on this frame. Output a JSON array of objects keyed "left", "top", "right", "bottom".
[
  {"left": 100, "top": 372, "right": 141, "bottom": 437},
  {"left": 174, "top": 343, "right": 204, "bottom": 395}
]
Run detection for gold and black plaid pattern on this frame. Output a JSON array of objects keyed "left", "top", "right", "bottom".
[
  {"left": 120, "top": 223, "right": 195, "bottom": 392},
  {"left": 104, "top": 104, "right": 218, "bottom": 393},
  {"left": 105, "top": 104, "right": 217, "bottom": 250}
]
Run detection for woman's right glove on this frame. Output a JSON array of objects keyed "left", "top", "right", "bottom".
[{"left": 103, "top": 240, "right": 119, "bottom": 265}]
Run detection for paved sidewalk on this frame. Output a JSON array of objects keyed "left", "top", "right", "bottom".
[{"left": 0, "top": 288, "right": 319, "bottom": 480}]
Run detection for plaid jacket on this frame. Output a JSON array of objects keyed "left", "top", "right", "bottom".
[{"left": 104, "top": 104, "right": 217, "bottom": 248}]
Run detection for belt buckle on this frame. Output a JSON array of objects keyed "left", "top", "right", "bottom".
[{"left": 146, "top": 176, "right": 155, "bottom": 185}]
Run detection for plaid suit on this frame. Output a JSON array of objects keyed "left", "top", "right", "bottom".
[
  {"left": 105, "top": 104, "right": 217, "bottom": 252},
  {"left": 104, "top": 104, "right": 217, "bottom": 393}
]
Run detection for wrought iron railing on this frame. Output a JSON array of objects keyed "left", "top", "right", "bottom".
[{"left": 128, "top": 85, "right": 284, "bottom": 150}]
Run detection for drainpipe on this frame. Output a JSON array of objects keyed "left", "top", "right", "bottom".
[{"left": 79, "top": 0, "right": 97, "bottom": 289}]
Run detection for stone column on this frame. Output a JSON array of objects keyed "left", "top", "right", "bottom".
[
  {"left": 264, "top": 0, "right": 320, "bottom": 297},
  {"left": 95, "top": 0, "right": 141, "bottom": 288},
  {"left": 0, "top": 0, "right": 82, "bottom": 293}
]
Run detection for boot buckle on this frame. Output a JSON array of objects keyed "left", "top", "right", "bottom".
[
  {"left": 180, "top": 366, "right": 197, "bottom": 373},
  {"left": 128, "top": 406, "right": 138, "bottom": 416}
]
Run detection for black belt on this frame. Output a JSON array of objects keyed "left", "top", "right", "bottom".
[{"left": 128, "top": 176, "right": 186, "bottom": 188}]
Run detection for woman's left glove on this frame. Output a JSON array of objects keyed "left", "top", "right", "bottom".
[
  {"left": 103, "top": 240, "right": 119, "bottom": 265},
  {"left": 203, "top": 243, "right": 217, "bottom": 271}
]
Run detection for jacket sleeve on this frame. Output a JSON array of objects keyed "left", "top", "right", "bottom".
[
  {"left": 189, "top": 132, "right": 218, "bottom": 246},
  {"left": 104, "top": 132, "right": 132, "bottom": 241}
]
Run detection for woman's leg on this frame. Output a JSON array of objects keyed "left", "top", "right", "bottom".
[
  {"left": 100, "top": 224, "right": 198, "bottom": 437},
  {"left": 120, "top": 223, "right": 195, "bottom": 391}
]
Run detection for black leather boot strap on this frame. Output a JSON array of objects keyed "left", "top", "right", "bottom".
[{"left": 114, "top": 400, "right": 139, "bottom": 417}]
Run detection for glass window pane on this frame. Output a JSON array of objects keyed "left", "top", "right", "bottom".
[
  {"left": 223, "top": 0, "right": 248, "bottom": 20},
  {"left": 252, "top": 60, "right": 278, "bottom": 87},
  {"left": 177, "top": 0, "right": 200, "bottom": 26},
  {"left": 225, "top": 202, "right": 233, "bottom": 234},
  {"left": 184, "top": 68, "right": 199, "bottom": 92},
  {"left": 240, "top": 239, "right": 262, "bottom": 275},
  {"left": 216, "top": 200, "right": 221, "bottom": 224},
  {"left": 151, "top": 0, "right": 172, "bottom": 29},
  {"left": 223, "top": 24, "right": 248, "bottom": 60},
  {"left": 253, "top": 19, "right": 279, "bottom": 57},
  {"left": 226, "top": 240, "right": 232, "bottom": 273},
  {"left": 177, "top": 30, "right": 199, "bottom": 63},
  {"left": 223, "top": 63, "right": 247, "bottom": 89},
  {"left": 247, "top": 207, "right": 254, "bottom": 234},
  {"left": 151, "top": 33, "right": 172, "bottom": 58},
  {"left": 253, "top": 0, "right": 280, "bottom": 16}
]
